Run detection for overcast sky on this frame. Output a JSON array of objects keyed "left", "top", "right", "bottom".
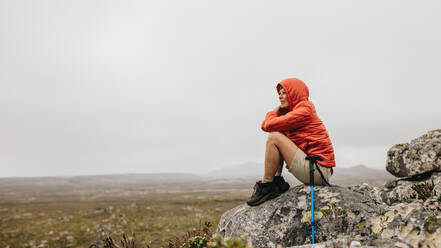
[{"left": 1, "top": 0, "right": 440, "bottom": 178}]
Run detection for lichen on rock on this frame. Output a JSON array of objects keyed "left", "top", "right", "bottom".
[{"left": 386, "top": 130, "right": 441, "bottom": 178}]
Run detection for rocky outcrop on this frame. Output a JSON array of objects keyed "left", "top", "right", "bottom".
[
  {"left": 217, "top": 130, "right": 441, "bottom": 248},
  {"left": 217, "top": 175, "right": 441, "bottom": 247},
  {"left": 386, "top": 130, "right": 441, "bottom": 177},
  {"left": 217, "top": 185, "right": 386, "bottom": 247},
  {"left": 380, "top": 174, "right": 441, "bottom": 206}
]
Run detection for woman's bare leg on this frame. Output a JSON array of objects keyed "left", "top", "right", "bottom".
[
  {"left": 264, "top": 132, "right": 299, "bottom": 181},
  {"left": 275, "top": 151, "right": 284, "bottom": 176}
]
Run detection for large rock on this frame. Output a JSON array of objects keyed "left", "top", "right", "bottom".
[
  {"left": 217, "top": 176, "right": 441, "bottom": 247},
  {"left": 386, "top": 129, "right": 441, "bottom": 178},
  {"left": 380, "top": 172, "right": 441, "bottom": 206},
  {"left": 217, "top": 185, "right": 387, "bottom": 248},
  {"left": 286, "top": 238, "right": 415, "bottom": 248}
]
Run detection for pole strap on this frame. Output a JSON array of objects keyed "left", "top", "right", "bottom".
[{"left": 305, "top": 155, "right": 332, "bottom": 187}]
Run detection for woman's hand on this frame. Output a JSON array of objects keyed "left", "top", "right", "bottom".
[{"left": 277, "top": 105, "right": 290, "bottom": 116}]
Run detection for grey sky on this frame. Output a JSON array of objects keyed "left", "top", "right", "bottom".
[{"left": 1, "top": 0, "right": 440, "bottom": 177}]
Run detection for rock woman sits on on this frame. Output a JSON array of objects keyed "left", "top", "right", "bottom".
[{"left": 247, "top": 78, "right": 336, "bottom": 206}]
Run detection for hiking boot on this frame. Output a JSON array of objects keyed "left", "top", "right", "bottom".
[
  {"left": 246, "top": 180, "right": 279, "bottom": 206},
  {"left": 274, "top": 176, "right": 290, "bottom": 194}
]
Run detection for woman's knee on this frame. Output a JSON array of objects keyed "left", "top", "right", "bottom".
[{"left": 266, "top": 132, "right": 284, "bottom": 145}]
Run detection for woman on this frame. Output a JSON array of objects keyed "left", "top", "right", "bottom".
[{"left": 247, "top": 78, "right": 336, "bottom": 206}]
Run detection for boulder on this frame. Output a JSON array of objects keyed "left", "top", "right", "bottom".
[
  {"left": 217, "top": 185, "right": 387, "bottom": 248},
  {"left": 386, "top": 129, "right": 441, "bottom": 178},
  {"left": 286, "top": 238, "right": 412, "bottom": 248},
  {"left": 380, "top": 172, "right": 441, "bottom": 206},
  {"left": 217, "top": 176, "right": 441, "bottom": 247}
]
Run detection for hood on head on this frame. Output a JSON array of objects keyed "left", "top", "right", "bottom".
[{"left": 276, "top": 78, "right": 309, "bottom": 111}]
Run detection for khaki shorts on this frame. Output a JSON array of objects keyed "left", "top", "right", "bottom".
[{"left": 287, "top": 148, "right": 332, "bottom": 185}]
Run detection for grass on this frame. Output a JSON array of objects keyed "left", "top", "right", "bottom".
[{"left": 0, "top": 186, "right": 249, "bottom": 248}]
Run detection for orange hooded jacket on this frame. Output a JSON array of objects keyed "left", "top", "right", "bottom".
[{"left": 261, "top": 78, "right": 336, "bottom": 168}]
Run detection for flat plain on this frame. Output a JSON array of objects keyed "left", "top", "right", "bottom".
[
  {"left": 0, "top": 167, "right": 393, "bottom": 247},
  {"left": 0, "top": 175, "right": 253, "bottom": 248}
]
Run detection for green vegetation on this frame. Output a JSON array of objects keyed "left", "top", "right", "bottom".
[
  {"left": 202, "top": 234, "right": 250, "bottom": 248},
  {"left": 184, "top": 236, "right": 208, "bottom": 248},
  {"left": 167, "top": 221, "right": 213, "bottom": 248},
  {"left": 424, "top": 216, "right": 437, "bottom": 233},
  {"left": 319, "top": 202, "right": 348, "bottom": 231},
  {"left": 403, "top": 179, "right": 437, "bottom": 202},
  {"left": 91, "top": 231, "right": 250, "bottom": 248},
  {"left": 0, "top": 187, "right": 249, "bottom": 248}
]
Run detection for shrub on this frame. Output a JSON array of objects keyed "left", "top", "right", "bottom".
[
  {"left": 182, "top": 236, "right": 208, "bottom": 248},
  {"left": 207, "top": 234, "right": 250, "bottom": 248},
  {"left": 168, "top": 221, "right": 213, "bottom": 248},
  {"left": 89, "top": 221, "right": 252, "bottom": 248}
]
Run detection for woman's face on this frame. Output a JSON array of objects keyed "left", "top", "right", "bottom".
[{"left": 278, "top": 88, "right": 289, "bottom": 108}]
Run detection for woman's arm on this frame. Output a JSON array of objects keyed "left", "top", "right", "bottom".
[
  {"left": 261, "top": 107, "right": 280, "bottom": 131},
  {"left": 261, "top": 101, "right": 313, "bottom": 132}
]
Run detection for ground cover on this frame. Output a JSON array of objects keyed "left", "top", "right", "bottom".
[{"left": 0, "top": 187, "right": 249, "bottom": 248}]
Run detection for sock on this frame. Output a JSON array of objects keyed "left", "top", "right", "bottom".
[{"left": 262, "top": 176, "right": 274, "bottom": 183}]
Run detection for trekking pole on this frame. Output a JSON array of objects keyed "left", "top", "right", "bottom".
[
  {"left": 305, "top": 155, "right": 329, "bottom": 244},
  {"left": 306, "top": 155, "right": 323, "bottom": 244},
  {"left": 309, "top": 157, "right": 315, "bottom": 244}
]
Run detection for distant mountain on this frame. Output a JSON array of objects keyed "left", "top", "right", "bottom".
[
  {"left": 204, "top": 162, "right": 394, "bottom": 186},
  {"left": 331, "top": 164, "right": 395, "bottom": 186},
  {"left": 0, "top": 164, "right": 395, "bottom": 195}
]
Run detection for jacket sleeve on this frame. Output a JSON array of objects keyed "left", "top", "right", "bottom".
[
  {"left": 261, "top": 101, "right": 313, "bottom": 132},
  {"left": 261, "top": 109, "right": 279, "bottom": 131}
]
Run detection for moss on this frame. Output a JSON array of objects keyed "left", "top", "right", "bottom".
[
  {"left": 411, "top": 179, "right": 435, "bottom": 201},
  {"left": 319, "top": 202, "right": 337, "bottom": 219},
  {"left": 268, "top": 223, "right": 284, "bottom": 231},
  {"left": 301, "top": 211, "right": 323, "bottom": 223},
  {"left": 403, "top": 179, "right": 435, "bottom": 202},
  {"left": 424, "top": 216, "right": 437, "bottom": 234},
  {"left": 394, "top": 144, "right": 405, "bottom": 149},
  {"left": 357, "top": 222, "right": 366, "bottom": 230},
  {"left": 320, "top": 208, "right": 330, "bottom": 217}
]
